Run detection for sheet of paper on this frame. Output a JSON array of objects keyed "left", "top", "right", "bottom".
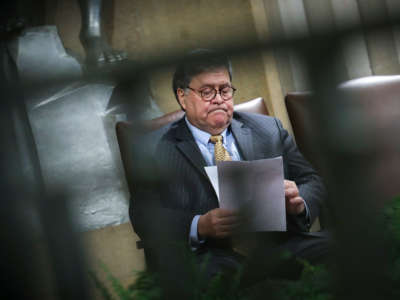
[
  {"left": 204, "top": 166, "right": 220, "bottom": 202},
  {"left": 217, "top": 157, "right": 286, "bottom": 232}
]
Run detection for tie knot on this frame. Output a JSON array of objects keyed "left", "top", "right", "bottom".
[
  {"left": 210, "top": 134, "right": 231, "bottom": 162},
  {"left": 209, "top": 135, "right": 223, "bottom": 144}
]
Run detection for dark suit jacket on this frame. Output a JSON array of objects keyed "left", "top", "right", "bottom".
[{"left": 129, "top": 111, "right": 325, "bottom": 255}]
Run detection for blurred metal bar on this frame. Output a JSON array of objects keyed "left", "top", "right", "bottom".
[
  {"left": 1, "top": 38, "right": 43, "bottom": 299},
  {"left": 1, "top": 37, "right": 90, "bottom": 299},
  {"left": 303, "top": 34, "right": 397, "bottom": 298},
  {"left": 12, "top": 8, "right": 400, "bottom": 93},
  {"left": 358, "top": 0, "right": 400, "bottom": 75}
]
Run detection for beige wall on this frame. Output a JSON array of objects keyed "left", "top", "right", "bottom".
[
  {"left": 82, "top": 223, "right": 145, "bottom": 299},
  {"left": 51, "top": 0, "right": 272, "bottom": 114},
  {"left": 33, "top": 223, "right": 145, "bottom": 299}
]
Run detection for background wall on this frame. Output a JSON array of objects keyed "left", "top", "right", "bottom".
[
  {"left": 49, "top": 0, "right": 400, "bottom": 131},
  {"left": 50, "top": 0, "right": 272, "bottom": 115}
]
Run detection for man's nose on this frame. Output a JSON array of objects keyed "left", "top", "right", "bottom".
[{"left": 212, "top": 92, "right": 224, "bottom": 104}]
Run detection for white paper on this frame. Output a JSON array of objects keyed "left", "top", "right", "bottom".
[
  {"left": 204, "top": 166, "right": 220, "bottom": 202},
  {"left": 217, "top": 157, "right": 286, "bottom": 232}
]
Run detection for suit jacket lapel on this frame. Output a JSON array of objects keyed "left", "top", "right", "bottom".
[
  {"left": 174, "top": 118, "right": 208, "bottom": 180},
  {"left": 173, "top": 115, "right": 262, "bottom": 177},
  {"left": 230, "top": 117, "right": 256, "bottom": 161}
]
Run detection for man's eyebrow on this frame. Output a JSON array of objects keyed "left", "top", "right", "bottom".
[
  {"left": 199, "top": 83, "right": 231, "bottom": 89},
  {"left": 198, "top": 85, "right": 213, "bottom": 89}
]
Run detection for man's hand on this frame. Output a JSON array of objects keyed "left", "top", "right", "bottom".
[
  {"left": 198, "top": 208, "right": 241, "bottom": 239},
  {"left": 284, "top": 180, "right": 305, "bottom": 215}
]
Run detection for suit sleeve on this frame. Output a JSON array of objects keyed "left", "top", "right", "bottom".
[{"left": 274, "top": 118, "right": 326, "bottom": 231}]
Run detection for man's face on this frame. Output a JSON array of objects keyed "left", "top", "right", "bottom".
[{"left": 177, "top": 67, "right": 234, "bottom": 135}]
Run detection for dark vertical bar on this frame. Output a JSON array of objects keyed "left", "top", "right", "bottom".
[
  {"left": 357, "top": 0, "right": 400, "bottom": 74},
  {"left": 303, "top": 0, "right": 349, "bottom": 82},
  {"left": 304, "top": 32, "right": 390, "bottom": 299},
  {"left": 263, "top": 0, "right": 296, "bottom": 95},
  {"left": 1, "top": 37, "right": 91, "bottom": 299},
  {"left": 0, "top": 39, "right": 41, "bottom": 300}
]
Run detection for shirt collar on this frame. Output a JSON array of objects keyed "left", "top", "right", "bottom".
[{"left": 185, "top": 116, "right": 229, "bottom": 146}]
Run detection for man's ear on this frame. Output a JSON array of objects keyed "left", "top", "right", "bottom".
[{"left": 177, "top": 88, "right": 187, "bottom": 110}]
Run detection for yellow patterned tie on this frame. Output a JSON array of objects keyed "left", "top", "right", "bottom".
[{"left": 209, "top": 135, "right": 232, "bottom": 162}]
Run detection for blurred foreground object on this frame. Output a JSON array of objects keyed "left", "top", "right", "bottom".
[
  {"left": 286, "top": 75, "right": 400, "bottom": 201},
  {"left": 288, "top": 72, "right": 400, "bottom": 299}
]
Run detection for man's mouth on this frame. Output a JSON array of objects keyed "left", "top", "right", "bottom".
[{"left": 209, "top": 108, "right": 227, "bottom": 113}]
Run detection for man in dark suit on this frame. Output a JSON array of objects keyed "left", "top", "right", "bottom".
[{"left": 130, "top": 50, "right": 329, "bottom": 291}]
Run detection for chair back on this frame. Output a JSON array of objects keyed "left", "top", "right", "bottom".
[{"left": 285, "top": 91, "right": 314, "bottom": 166}]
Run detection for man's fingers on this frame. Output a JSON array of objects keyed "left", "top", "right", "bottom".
[
  {"left": 285, "top": 187, "right": 298, "bottom": 198},
  {"left": 286, "top": 196, "right": 305, "bottom": 215},
  {"left": 289, "top": 196, "right": 304, "bottom": 205},
  {"left": 215, "top": 208, "right": 239, "bottom": 217},
  {"left": 217, "top": 215, "right": 241, "bottom": 226},
  {"left": 284, "top": 179, "right": 295, "bottom": 188},
  {"left": 284, "top": 179, "right": 299, "bottom": 199},
  {"left": 212, "top": 213, "right": 245, "bottom": 238},
  {"left": 215, "top": 223, "right": 243, "bottom": 237},
  {"left": 200, "top": 208, "right": 244, "bottom": 238},
  {"left": 218, "top": 223, "right": 241, "bottom": 232}
]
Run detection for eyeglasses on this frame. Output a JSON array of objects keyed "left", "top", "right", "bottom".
[{"left": 186, "top": 86, "right": 236, "bottom": 101}]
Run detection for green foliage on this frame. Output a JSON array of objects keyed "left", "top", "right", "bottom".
[
  {"left": 127, "top": 271, "right": 161, "bottom": 300},
  {"left": 90, "top": 196, "right": 400, "bottom": 300},
  {"left": 89, "top": 270, "right": 113, "bottom": 300},
  {"left": 382, "top": 196, "right": 400, "bottom": 288},
  {"left": 90, "top": 248, "right": 245, "bottom": 300},
  {"left": 101, "top": 263, "right": 132, "bottom": 299},
  {"left": 271, "top": 260, "right": 333, "bottom": 300},
  {"left": 90, "top": 263, "right": 161, "bottom": 300},
  {"left": 383, "top": 196, "right": 400, "bottom": 243},
  {"left": 197, "top": 264, "right": 245, "bottom": 300}
]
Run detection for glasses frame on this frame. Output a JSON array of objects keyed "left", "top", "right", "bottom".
[{"left": 186, "top": 86, "right": 236, "bottom": 102}]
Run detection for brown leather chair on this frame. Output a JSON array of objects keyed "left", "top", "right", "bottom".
[
  {"left": 285, "top": 75, "right": 400, "bottom": 202},
  {"left": 285, "top": 91, "right": 316, "bottom": 168},
  {"left": 116, "top": 97, "right": 269, "bottom": 201}
]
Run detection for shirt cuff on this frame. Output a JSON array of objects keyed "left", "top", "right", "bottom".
[{"left": 189, "top": 215, "right": 205, "bottom": 250}]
